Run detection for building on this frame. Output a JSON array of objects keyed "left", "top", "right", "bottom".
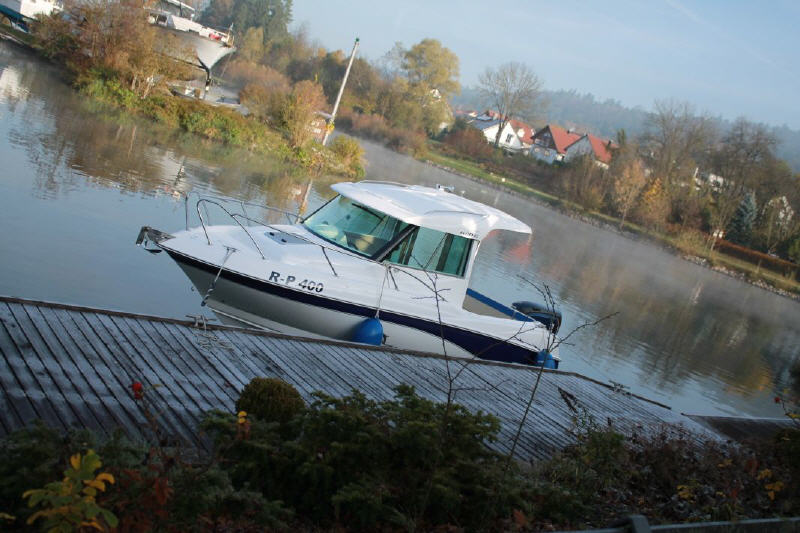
[
  {"left": 529, "top": 125, "right": 582, "bottom": 164},
  {"left": 452, "top": 110, "right": 533, "bottom": 153},
  {"left": 563, "top": 133, "right": 616, "bottom": 168},
  {"left": 530, "top": 125, "right": 616, "bottom": 167}
]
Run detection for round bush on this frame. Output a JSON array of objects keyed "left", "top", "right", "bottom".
[{"left": 235, "top": 378, "right": 305, "bottom": 425}]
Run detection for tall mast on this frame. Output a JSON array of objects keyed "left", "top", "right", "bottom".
[{"left": 322, "top": 37, "right": 359, "bottom": 145}]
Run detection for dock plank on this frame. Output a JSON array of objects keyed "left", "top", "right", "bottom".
[
  {"left": 1, "top": 303, "right": 81, "bottom": 430},
  {"left": 0, "top": 296, "right": 722, "bottom": 460},
  {"left": 38, "top": 306, "right": 138, "bottom": 435}
]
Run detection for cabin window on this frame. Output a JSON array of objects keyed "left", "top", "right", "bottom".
[
  {"left": 505, "top": 133, "right": 514, "bottom": 144},
  {"left": 385, "top": 227, "right": 472, "bottom": 277},
  {"left": 303, "top": 196, "right": 409, "bottom": 256}
]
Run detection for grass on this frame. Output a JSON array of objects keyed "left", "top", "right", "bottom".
[
  {"left": 422, "top": 149, "right": 563, "bottom": 206},
  {"left": 421, "top": 143, "right": 800, "bottom": 297}
]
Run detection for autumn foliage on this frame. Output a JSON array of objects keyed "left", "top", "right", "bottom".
[{"left": 0, "top": 378, "right": 798, "bottom": 531}]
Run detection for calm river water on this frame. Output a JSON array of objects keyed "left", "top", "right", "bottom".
[{"left": 1, "top": 42, "right": 797, "bottom": 417}]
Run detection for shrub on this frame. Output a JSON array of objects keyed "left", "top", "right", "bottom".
[
  {"left": 330, "top": 135, "right": 364, "bottom": 176},
  {"left": 240, "top": 82, "right": 288, "bottom": 124},
  {"left": 224, "top": 59, "right": 290, "bottom": 91},
  {"left": 207, "top": 385, "right": 522, "bottom": 530},
  {"left": 235, "top": 377, "right": 305, "bottom": 425},
  {"left": 23, "top": 450, "right": 118, "bottom": 532},
  {"left": 279, "top": 80, "right": 327, "bottom": 148},
  {"left": 444, "top": 126, "right": 493, "bottom": 159},
  {"left": 337, "top": 108, "right": 428, "bottom": 156}
]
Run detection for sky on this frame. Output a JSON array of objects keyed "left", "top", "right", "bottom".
[{"left": 291, "top": 0, "right": 800, "bottom": 130}]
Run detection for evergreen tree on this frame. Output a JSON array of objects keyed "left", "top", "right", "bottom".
[{"left": 726, "top": 191, "right": 756, "bottom": 245}]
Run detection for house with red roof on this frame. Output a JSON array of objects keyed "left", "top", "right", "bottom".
[
  {"left": 563, "top": 133, "right": 617, "bottom": 168},
  {"left": 530, "top": 125, "right": 616, "bottom": 167},
  {"left": 529, "top": 125, "right": 582, "bottom": 164}
]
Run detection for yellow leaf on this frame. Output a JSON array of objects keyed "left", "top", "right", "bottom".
[
  {"left": 84, "top": 480, "right": 106, "bottom": 491},
  {"left": 80, "top": 519, "right": 104, "bottom": 531},
  {"left": 238, "top": 411, "right": 247, "bottom": 418},
  {"left": 757, "top": 469, "right": 773, "bottom": 480},
  {"left": 765, "top": 481, "right": 784, "bottom": 492},
  {"left": 96, "top": 472, "right": 115, "bottom": 485},
  {"left": 0, "top": 512, "right": 15, "bottom": 522},
  {"left": 768, "top": 490, "right": 775, "bottom": 501},
  {"left": 27, "top": 510, "right": 46, "bottom": 525},
  {"left": 70, "top": 453, "right": 81, "bottom": 470}
]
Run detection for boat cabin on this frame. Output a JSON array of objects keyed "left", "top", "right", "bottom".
[{"left": 300, "top": 181, "right": 551, "bottom": 326}]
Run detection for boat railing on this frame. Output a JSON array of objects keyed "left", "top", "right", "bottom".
[
  {"left": 183, "top": 191, "right": 302, "bottom": 229},
  {"left": 195, "top": 199, "right": 266, "bottom": 260},
  {"left": 187, "top": 193, "right": 358, "bottom": 277}
]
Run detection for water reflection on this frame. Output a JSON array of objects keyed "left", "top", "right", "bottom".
[{"left": 0, "top": 41, "right": 797, "bottom": 417}]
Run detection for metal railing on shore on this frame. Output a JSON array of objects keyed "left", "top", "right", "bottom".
[{"left": 558, "top": 514, "right": 800, "bottom": 533}]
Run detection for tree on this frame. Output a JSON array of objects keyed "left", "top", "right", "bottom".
[
  {"left": 640, "top": 99, "right": 714, "bottom": 188},
  {"left": 608, "top": 143, "right": 647, "bottom": 229},
  {"left": 711, "top": 118, "right": 778, "bottom": 235},
  {"left": 726, "top": 191, "right": 757, "bottom": 246},
  {"left": 477, "top": 62, "right": 543, "bottom": 147},
  {"left": 401, "top": 38, "right": 460, "bottom": 99},
  {"left": 444, "top": 125, "right": 493, "bottom": 160},
  {"left": 756, "top": 196, "right": 799, "bottom": 254},
  {"left": 378, "top": 41, "right": 406, "bottom": 78},
  {"left": 279, "top": 80, "right": 326, "bottom": 148},
  {"left": 560, "top": 155, "right": 606, "bottom": 210},
  {"left": 634, "top": 178, "right": 670, "bottom": 230}
]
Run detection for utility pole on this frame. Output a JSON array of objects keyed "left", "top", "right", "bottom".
[{"left": 322, "top": 37, "right": 359, "bottom": 145}]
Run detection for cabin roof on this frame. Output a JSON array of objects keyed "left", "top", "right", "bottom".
[{"left": 332, "top": 181, "right": 531, "bottom": 240}]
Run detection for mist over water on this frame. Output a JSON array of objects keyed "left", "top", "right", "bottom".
[{"left": 1, "top": 42, "right": 797, "bottom": 418}]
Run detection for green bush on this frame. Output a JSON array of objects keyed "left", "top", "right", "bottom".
[
  {"left": 207, "top": 385, "right": 522, "bottom": 530},
  {"left": 235, "top": 377, "right": 305, "bottom": 425},
  {"left": 330, "top": 135, "right": 365, "bottom": 176}
]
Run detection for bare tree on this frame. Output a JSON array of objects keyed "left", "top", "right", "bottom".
[
  {"left": 640, "top": 99, "right": 715, "bottom": 188},
  {"left": 478, "top": 62, "right": 543, "bottom": 147}
]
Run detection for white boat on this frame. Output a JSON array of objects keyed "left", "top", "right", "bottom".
[
  {"left": 137, "top": 181, "right": 561, "bottom": 367},
  {"left": 147, "top": 0, "right": 235, "bottom": 95},
  {"left": 0, "top": 0, "right": 61, "bottom": 31}
]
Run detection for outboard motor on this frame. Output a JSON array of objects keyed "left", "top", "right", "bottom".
[{"left": 512, "top": 301, "right": 562, "bottom": 334}]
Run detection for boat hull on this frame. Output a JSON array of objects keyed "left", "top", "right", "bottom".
[{"left": 168, "top": 250, "right": 545, "bottom": 365}]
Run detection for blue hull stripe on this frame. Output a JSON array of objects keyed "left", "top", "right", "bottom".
[
  {"left": 465, "top": 288, "right": 533, "bottom": 321},
  {"left": 167, "top": 251, "right": 548, "bottom": 366}
]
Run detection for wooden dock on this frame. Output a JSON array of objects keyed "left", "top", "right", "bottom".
[{"left": 0, "top": 296, "right": 721, "bottom": 460}]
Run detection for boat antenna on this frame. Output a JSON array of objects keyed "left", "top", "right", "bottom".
[{"left": 322, "top": 37, "right": 359, "bottom": 145}]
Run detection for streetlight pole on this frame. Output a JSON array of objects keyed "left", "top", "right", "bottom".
[{"left": 322, "top": 37, "right": 359, "bottom": 145}]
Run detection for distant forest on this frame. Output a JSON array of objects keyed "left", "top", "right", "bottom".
[{"left": 451, "top": 87, "right": 800, "bottom": 172}]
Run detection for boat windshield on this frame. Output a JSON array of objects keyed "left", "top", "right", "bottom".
[
  {"left": 303, "top": 196, "right": 409, "bottom": 256},
  {"left": 304, "top": 195, "right": 474, "bottom": 277}
]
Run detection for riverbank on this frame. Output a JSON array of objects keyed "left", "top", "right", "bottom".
[
  {"left": 0, "top": 23, "right": 363, "bottom": 179},
  {"left": 419, "top": 146, "right": 800, "bottom": 301}
]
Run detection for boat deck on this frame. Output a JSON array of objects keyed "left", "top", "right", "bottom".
[{"left": 0, "top": 296, "right": 722, "bottom": 460}]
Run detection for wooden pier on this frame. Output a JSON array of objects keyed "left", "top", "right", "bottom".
[{"left": 0, "top": 296, "right": 723, "bottom": 460}]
